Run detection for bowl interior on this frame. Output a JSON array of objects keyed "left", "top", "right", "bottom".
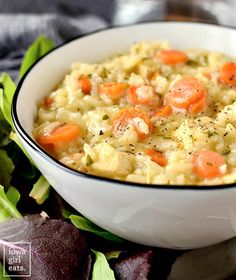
[{"left": 14, "top": 22, "right": 236, "bottom": 139}]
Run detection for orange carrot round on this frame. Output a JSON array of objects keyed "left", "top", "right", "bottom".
[
  {"left": 99, "top": 82, "right": 128, "bottom": 100},
  {"left": 219, "top": 62, "right": 236, "bottom": 86},
  {"left": 78, "top": 75, "right": 92, "bottom": 94},
  {"left": 193, "top": 150, "right": 226, "bottom": 178},
  {"left": 156, "top": 50, "right": 187, "bottom": 65},
  {"left": 190, "top": 94, "right": 206, "bottom": 114},
  {"left": 112, "top": 107, "right": 151, "bottom": 140},
  {"left": 167, "top": 77, "right": 207, "bottom": 113},
  {"left": 128, "top": 85, "right": 158, "bottom": 106},
  {"left": 38, "top": 123, "right": 80, "bottom": 145},
  {"left": 146, "top": 149, "right": 167, "bottom": 167},
  {"left": 202, "top": 72, "right": 212, "bottom": 80},
  {"left": 44, "top": 96, "right": 53, "bottom": 107},
  {"left": 154, "top": 105, "right": 172, "bottom": 117}
]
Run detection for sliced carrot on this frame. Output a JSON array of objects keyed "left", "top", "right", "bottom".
[
  {"left": 166, "top": 77, "right": 207, "bottom": 113},
  {"left": 128, "top": 85, "right": 159, "bottom": 106},
  {"left": 38, "top": 123, "right": 80, "bottom": 145},
  {"left": 202, "top": 72, "right": 212, "bottom": 80},
  {"left": 78, "top": 75, "right": 92, "bottom": 94},
  {"left": 146, "top": 149, "right": 167, "bottom": 167},
  {"left": 193, "top": 150, "right": 226, "bottom": 178},
  {"left": 44, "top": 96, "right": 53, "bottom": 107},
  {"left": 154, "top": 105, "right": 172, "bottom": 117},
  {"left": 39, "top": 143, "right": 55, "bottom": 154},
  {"left": 99, "top": 82, "right": 128, "bottom": 100},
  {"left": 190, "top": 94, "right": 206, "bottom": 113},
  {"left": 156, "top": 50, "right": 187, "bottom": 65},
  {"left": 219, "top": 62, "right": 236, "bottom": 86},
  {"left": 112, "top": 107, "right": 151, "bottom": 140}
]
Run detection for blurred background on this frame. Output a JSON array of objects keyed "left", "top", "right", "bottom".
[
  {"left": 1, "top": 0, "right": 236, "bottom": 26},
  {"left": 114, "top": 0, "right": 235, "bottom": 25},
  {"left": 1, "top": 0, "right": 236, "bottom": 80}
]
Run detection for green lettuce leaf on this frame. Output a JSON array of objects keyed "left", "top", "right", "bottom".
[
  {"left": 29, "top": 175, "right": 50, "bottom": 205},
  {"left": 17, "top": 35, "right": 54, "bottom": 200},
  {"left": 62, "top": 208, "right": 73, "bottom": 219},
  {"left": 0, "top": 120, "right": 11, "bottom": 147},
  {"left": 0, "top": 149, "right": 14, "bottom": 187},
  {"left": 0, "top": 107, "right": 3, "bottom": 120},
  {"left": 70, "top": 214, "right": 124, "bottom": 243},
  {"left": 6, "top": 187, "right": 21, "bottom": 207},
  {"left": 0, "top": 185, "right": 22, "bottom": 222},
  {"left": 0, "top": 74, "right": 16, "bottom": 128},
  {"left": 0, "top": 74, "right": 35, "bottom": 168},
  {"left": 91, "top": 250, "right": 115, "bottom": 280},
  {"left": 9, "top": 132, "right": 36, "bottom": 167},
  {"left": 19, "top": 35, "right": 54, "bottom": 78},
  {"left": 0, "top": 262, "right": 11, "bottom": 280},
  {"left": 0, "top": 35, "right": 55, "bottom": 207},
  {"left": 105, "top": 251, "right": 121, "bottom": 260}
]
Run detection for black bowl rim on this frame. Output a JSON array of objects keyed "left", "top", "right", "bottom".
[{"left": 12, "top": 20, "right": 236, "bottom": 191}]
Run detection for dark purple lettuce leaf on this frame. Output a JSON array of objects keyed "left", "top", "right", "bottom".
[
  {"left": 111, "top": 250, "right": 153, "bottom": 280},
  {"left": 0, "top": 215, "right": 91, "bottom": 280}
]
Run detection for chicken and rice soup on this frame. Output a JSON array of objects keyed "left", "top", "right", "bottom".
[{"left": 33, "top": 41, "right": 236, "bottom": 185}]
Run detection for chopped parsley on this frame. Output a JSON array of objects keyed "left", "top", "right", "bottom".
[
  {"left": 86, "top": 155, "right": 94, "bottom": 166},
  {"left": 207, "top": 131, "right": 218, "bottom": 137},
  {"left": 186, "top": 60, "right": 198, "bottom": 67},
  {"left": 102, "top": 114, "right": 109, "bottom": 120},
  {"left": 222, "top": 148, "right": 231, "bottom": 155},
  {"left": 100, "top": 68, "right": 109, "bottom": 78}
]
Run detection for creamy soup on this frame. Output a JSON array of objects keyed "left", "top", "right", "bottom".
[{"left": 33, "top": 41, "right": 236, "bottom": 185}]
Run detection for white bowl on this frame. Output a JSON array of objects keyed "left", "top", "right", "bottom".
[{"left": 12, "top": 22, "right": 236, "bottom": 249}]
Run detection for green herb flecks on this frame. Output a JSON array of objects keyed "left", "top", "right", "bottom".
[
  {"left": 186, "top": 60, "right": 198, "bottom": 67},
  {"left": 207, "top": 131, "right": 218, "bottom": 138},
  {"left": 222, "top": 148, "right": 231, "bottom": 155},
  {"left": 86, "top": 155, "right": 94, "bottom": 166},
  {"left": 103, "top": 114, "right": 109, "bottom": 120},
  {"left": 100, "top": 68, "right": 109, "bottom": 79}
]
